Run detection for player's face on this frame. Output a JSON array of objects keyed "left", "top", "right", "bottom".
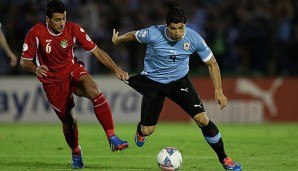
[
  {"left": 166, "top": 23, "right": 186, "bottom": 41},
  {"left": 46, "top": 12, "right": 66, "bottom": 34}
]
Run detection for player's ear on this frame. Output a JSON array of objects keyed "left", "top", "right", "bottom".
[{"left": 45, "top": 16, "right": 50, "bottom": 22}]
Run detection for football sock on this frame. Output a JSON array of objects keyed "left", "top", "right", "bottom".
[
  {"left": 92, "top": 93, "right": 115, "bottom": 139},
  {"left": 63, "top": 125, "right": 79, "bottom": 150},
  {"left": 200, "top": 120, "right": 227, "bottom": 163},
  {"left": 137, "top": 121, "right": 145, "bottom": 136},
  {"left": 72, "top": 145, "right": 82, "bottom": 156}
]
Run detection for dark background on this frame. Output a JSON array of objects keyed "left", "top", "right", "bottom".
[{"left": 1, "top": 0, "right": 298, "bottom": 77}]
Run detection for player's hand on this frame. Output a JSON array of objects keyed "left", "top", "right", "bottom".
[
  {"left": 112, "top": 29, "right": 121, "bottom": 46},
  {"left": 115, "top": 67, "right": 129, "bottom": 81},
  {"left": 7, "top": 52, "right": 17, "bottom": 67},
  {"left": 35, "top": 65, "right": 49, "bottom": 77},
  {"left": 215, "top": 89, "right": 227, "bottom": 110}
]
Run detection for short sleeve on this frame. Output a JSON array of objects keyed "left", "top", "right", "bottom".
[
  {"left": 22, "top": 28, "right": 38, "bottom": 60},
  {"left": 135, "top": 27, "right": 152, "bottom": 44},
  {"left": 73, "top": 24, "right": 96, "bottom": 52}
]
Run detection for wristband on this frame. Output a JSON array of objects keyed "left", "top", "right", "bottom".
[{"left": 35, "top": 66, "right": 40, "bottom": 75}]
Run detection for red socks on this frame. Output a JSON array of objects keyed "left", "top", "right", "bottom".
[
  {"left": 92, "top": 93, "right": 115, "bottom": 138},
  {"left": 63, "top": 126, "right": 79, "bottom": 153},
  {"left": 72, "top": 145, "right": 81, "bottom": 156}
]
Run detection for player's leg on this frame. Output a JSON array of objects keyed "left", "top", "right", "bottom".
[
  {"left": 63, "top": 108, "right": 84, "bottom": 169},
  {"left": 42, "top": 82, "right": 83, "bottom": 168},
  {"left": 168, "top": 75, "right": 242, "bottom": 170},
  {"left": 193, "top": 112, "right": 227, "bottom": 162},
  {"left": 168, "top": 75, "right": 228, "bottom": 162},
  {"left": 135, "top": 91, "right": 165, "bottom": 147},
  {"left": 73, "top": 66, "right": 128, "bottom": 151},
  {"left": 125, "top": 74, "right": 165, "bottom": 147},
  {"left": 193, "top": 113, "right": 242, "bottom": 170},
  {"left": 75, "top": 74, "right": 114, "bottom": 136}
]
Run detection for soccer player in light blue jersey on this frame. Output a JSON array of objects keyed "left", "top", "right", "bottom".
[{"left": 112, "top": 7, "right": 242, "bottom": 171}]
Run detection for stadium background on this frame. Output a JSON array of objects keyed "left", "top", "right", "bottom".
[{"left": 1, "top": 0, "right": 298, "bottom": 123}]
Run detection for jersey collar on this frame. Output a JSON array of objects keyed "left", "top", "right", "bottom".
[
  {"left": 164, "top": 26, "right": 186, "bottom": 41},
  {"left": 46, "top": 22, "right": 63, "bottom": 36}
]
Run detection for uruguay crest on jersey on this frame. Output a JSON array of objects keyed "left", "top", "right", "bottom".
[
  {"left": 183, "top": 42, "right": 190, "bottom": 50},
  {"left": 60, "top": 39, "right": 68, "bottom": 48}
]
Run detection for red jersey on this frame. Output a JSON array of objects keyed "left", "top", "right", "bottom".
[{"left": 21, "top": 21, "right": 96, "bottom": 83}]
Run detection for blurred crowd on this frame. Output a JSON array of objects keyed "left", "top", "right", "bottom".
[{"left": 1, "top": 0, "right": 298, "bottom": 76}]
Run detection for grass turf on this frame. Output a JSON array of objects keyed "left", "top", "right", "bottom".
[{"left": 0, "top": 122, "right": 297, "bottom": 170}]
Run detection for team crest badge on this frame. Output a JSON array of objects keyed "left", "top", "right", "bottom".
[
  {"left": 183, "top": 42, "right": 190, "bottom": 50},
  {"left": 60, "top": 39, "right": 69, "bottom": 48}
]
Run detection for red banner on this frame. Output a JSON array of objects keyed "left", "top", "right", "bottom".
[{"left": 160, "top": 77, "right": 298, "bottom": 122}]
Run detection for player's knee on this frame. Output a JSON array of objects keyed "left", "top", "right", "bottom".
[
  {"left": 193, "top": 112, "right": 209, "bottom": 127},
  {"left": 89, "top": 87, "right": 100, "bottom": 99},
  {"left": 78, "top": 76, "right": 100, "bottom": 99},
  {"left": 142, "top": 125, "right": 156, "bottom": 136}
]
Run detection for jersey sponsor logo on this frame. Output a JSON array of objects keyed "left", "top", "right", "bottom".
[
  {"left": 170, "top": 50, "right": 177, "bottom": 55},
  {"left": 60, "top": 39, "right": 69, "bottom": 48},
  {"left": 22, "top": 43, "right": 28, "bottom": 51},
  {"left": 45, "top": 39, "right": 52, "bottom": 43},
  {"left": 183, "top": 42, "right": 190, "bottom": 50}
]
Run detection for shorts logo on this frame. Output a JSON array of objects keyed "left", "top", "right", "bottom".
[
  {"left": 194, "top": 102, "right": 202, "bottom": 108},
  {"left": 184, "top": 42, "right": 190, "bottom": 50},
  {"left": 180, "top": 88, "right": 188, "bottom": 92},
  {"left": 60, "top": 39, "right": 68, "bottom": 48}
]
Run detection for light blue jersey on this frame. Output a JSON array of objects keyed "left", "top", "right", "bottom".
[{"left": 135, "top": 25, "right": 213, "bottom": 84}]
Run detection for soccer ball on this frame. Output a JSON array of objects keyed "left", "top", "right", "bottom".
[{"left": 157, "top": 147, "right": 182, "bottom": 171}]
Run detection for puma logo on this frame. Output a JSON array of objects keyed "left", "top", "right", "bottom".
[
  {"left": 170, "top": 50, "right": 177, "bottom": 54},
  {"left": 194, "top": 102, "right": 202, "bottom": 108},
  {"left": 235, "top": 78, "right": 283, "bottom": 116},
  {"left": 180, "top": 88, "right": 188, "bottom": 92}
]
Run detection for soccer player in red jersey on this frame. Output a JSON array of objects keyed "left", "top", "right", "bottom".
[{"left": 20, "top": 0, "right": 129, "bottom": 168}]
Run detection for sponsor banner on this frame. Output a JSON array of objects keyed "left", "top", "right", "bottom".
[
  {"left": 0, "top": 76, "right": 141, "bottom": 123},
  {"left": 161, "top": 77, "right": 297, "bottom": 123},
  {"left": 0, "top": 76, "right": 297, "bottom": 123}
]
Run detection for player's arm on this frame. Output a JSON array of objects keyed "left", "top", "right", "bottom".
[
  {"left": 205, "top": 56, "right": 227, "bottom": 110},
  {"left": 91, "top": 47, "right": 129, "bottom": 81},
  {"left": 112, "top": 29, "right": 137, "bottom": 46},
  {"left": 0, "top": 29, "right": 17, "bottom": 67},
  {"left": 20, "top": 58, "right": 48, "bottom": 77}
]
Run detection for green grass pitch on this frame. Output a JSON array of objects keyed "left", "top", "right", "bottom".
[{"left": 0, "top": 122, "right": 297, "bottom": 170}]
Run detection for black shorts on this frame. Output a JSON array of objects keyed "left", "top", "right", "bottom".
[{"left": 126, "top": 74, "right": 205, "bottom": 126}]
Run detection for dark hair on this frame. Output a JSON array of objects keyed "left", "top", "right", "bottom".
[
  {"left": 166, "top": 7, "right": 187, "bottom": 25},
  {"left": 46, "top": 0, "right": 66, "bottom": 18}
]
